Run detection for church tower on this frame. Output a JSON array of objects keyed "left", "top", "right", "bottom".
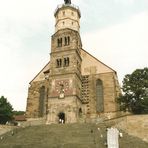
[
  {"left": 26, "top": 0, "right": 121, "bottom": 123},
  {"left": 47, "top": 0, "right": 83, "bottom": 124},
  {"left": 54, "top": 1, "right": 81, "bottom": 32}
]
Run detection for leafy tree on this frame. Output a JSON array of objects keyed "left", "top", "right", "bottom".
[
  {"left": 0, "top": 96, "right": 13, "bottom": 124},
  {"left": 13, "top": 111, "right": 25, "bottom": 116},
  {"left": 118, "top": 67, "right": 148, "bottom": 114}
]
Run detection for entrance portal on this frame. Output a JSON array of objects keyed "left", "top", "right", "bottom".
[{"left": 58, "top": 112, "right": 65, "bottom": 124}]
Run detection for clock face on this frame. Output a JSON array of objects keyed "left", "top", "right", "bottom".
[
  {"left": 50, "top": 79, "right": 73, "bottom": 97},
  {"left": 55, "top": 79, "right": 70, "bottom": 94}
]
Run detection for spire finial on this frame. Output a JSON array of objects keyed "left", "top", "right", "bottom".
[{"left": 64, "top": 0, "right": 71, "bottom": 5}]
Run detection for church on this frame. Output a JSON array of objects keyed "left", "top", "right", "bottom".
[{"left": 26, "top": 0, "right": 121, "bottom": 124}]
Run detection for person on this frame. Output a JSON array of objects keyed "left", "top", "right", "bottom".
[{"left": 59, "top": 119, "right": 62, "bottom": 124}]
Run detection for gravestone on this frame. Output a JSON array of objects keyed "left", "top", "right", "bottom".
[{"left": 107, "top": 128, "right": 119, "bottom": 148}]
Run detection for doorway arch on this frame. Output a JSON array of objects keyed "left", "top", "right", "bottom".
[{"left": 58, "top": 112, "right": 65, "bottom": 124}]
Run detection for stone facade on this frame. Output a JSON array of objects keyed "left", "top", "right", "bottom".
[
  {"left": 105, "top": 115, "right": 148, "bottom": 142},
  {"left": 26, "top": 2, "right": 121, "bottom": 124}
]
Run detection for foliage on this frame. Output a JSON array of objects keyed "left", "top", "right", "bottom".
[
  {"left": 0, "top": 96, "right": 13, "bottom": 124},
  {"left": 118, "top": 67, "right": 148, "bottom": 114},
  {"left": 13, "top": 111, "right": 25, "bottom": 116}
]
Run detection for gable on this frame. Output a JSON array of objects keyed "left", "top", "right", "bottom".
[
  {"left": 30, "top": 62, "right": 50, "bottom": 84},
  {"left": 81, "top": 49, "right": 116, "bottom": 75}
]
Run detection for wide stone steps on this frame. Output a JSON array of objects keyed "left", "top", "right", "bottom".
[
  {"left": 0, "top": 123, "right": 148, "bottom": 148},
  {"left": 0, "top": 124, "right": 98, "bottom": 148}
]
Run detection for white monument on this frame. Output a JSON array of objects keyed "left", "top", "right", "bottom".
[{"left": 107, "top": 128, "right": 119, "bottom": 148}]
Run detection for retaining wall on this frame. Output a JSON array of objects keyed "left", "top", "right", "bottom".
[{"left": 105, "top": 114, "right": 148, "bottom": 142}]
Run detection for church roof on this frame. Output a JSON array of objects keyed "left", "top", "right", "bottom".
[
  {"left": 29, "top": 49, "right": 117, "bottom": 84},
  {"left": 29, "top": 62, "right": 50, "bottom": 84},
  {"left": 81, "top": 48, "right": 117, "bottom": 74}
]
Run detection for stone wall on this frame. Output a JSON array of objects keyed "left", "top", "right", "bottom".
[
  {"left": 21, "top": 118, "right": 46, "bottom": 127},
  {"left": 126, "top": 115, "right": 148, "bottom": 142},
  {"left": 47, "top": 97, "right": 82, "bottom": 124},
  {"left": 105, "top": 115, "right": 148, "bottom": 142},
  {"left": 26, "top": 80, "right": 48, "bottom": 118},
  {"left": 0, "top": 125, "right": 15, "bottom": 136}
]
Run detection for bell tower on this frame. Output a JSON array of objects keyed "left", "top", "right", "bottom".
[
  {"left": 47, "top": 0, "right": 83, "bottom": 124},
  {"left": 54, "top": 1, "right": 81, "bottom": 32}
]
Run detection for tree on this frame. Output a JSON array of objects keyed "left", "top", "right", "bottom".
[
  {"left": 118, "top": 67, "right": 148, "bottom": 114},
  {"left": 13, "top": 111, "right": 25, "bottom": 116},
  {"left": 0, "top": 96, "right": 13, "bottom": 124}
]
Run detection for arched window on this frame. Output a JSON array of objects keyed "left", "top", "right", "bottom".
[
  {"left": 67, "top": 36, "right": 70, "bottom": 45},
  {"left": 71, "top": 11, "right": 74, "bottom": 16},
  {"left": 57, "top": 38, "right": 62, "bottom": 47},
  {"left": 96, "top": 79, "right": 104, "bottom": 112},
  {"left": 64, "top": 37, "right": 67, "bottom": 46},
  {"left": 79, "top": 108, "right": 82, "bottom": 117},
  {"left": 64, "top": 36, "right": 70, "bottom": 46},
  {"left": 56, "top": 58, "right": 62, "bottom": 68},
  {"left": 39, "top": 86, "right": 45, "bottom": 117},
  {"left": 63, "top": 11, "right": 65, "bottom": 16},
  {"left": 64, "top": 57, "right": 69, "bottom": 67}
]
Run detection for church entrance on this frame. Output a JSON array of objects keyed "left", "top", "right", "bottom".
[{"left": 58, "top": 112, "right": 65, "bottom": 124}]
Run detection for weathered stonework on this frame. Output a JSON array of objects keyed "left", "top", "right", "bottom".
[
  {"left": 26, "top": 2, "right": 121, "bottom": 124},
  {"left": 105, "top": 115, "right": 148, "bottom": 142}
]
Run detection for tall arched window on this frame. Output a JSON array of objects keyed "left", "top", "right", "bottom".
[
  {"left": 67, "top": 36, "right": 70, "bottom": 45},
  {"left": 96, "top": 79, "right": 104, "bottom": 112},
  {"left": 39, "top": 86, "right": 45, "bottom": 117},
  {"left": 64, "top": 37, "right": 67, "bottom": 46}
]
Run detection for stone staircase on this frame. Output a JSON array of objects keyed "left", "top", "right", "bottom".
[
  {"left": 0, "top": 123, "right": 148, "bottom": 148},
  {"left": 0, "top": 124, "right": 101, "bottom": 148}
]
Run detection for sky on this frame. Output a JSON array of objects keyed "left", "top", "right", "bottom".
[{"left": 0, "top": 0, "right": 148, "bottom": 111}]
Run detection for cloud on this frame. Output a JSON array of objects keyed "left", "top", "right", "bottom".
[
  {"left": 0, "top": 0, "right": 147, "bottom": 110},
  {"left": 114, "top": 0, "right": 134, "bottom": 5},
  {"left": 82, "top": 11, "right": 148, "bottom": 83},
  {"left": 0, "top": 0, "right": 53, "bottom": 110}
]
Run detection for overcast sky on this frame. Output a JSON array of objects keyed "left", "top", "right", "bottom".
[{"left": 0, "top": 0, "right": 148, "bottom": 111}]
